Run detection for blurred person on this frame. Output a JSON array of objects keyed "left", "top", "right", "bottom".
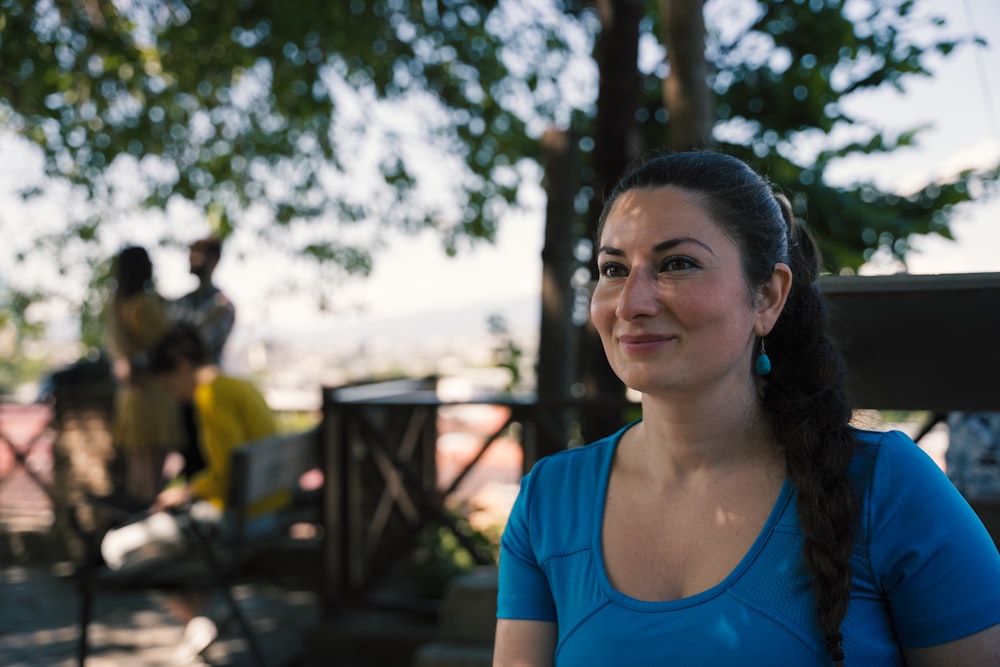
[
  {"left": 101, "top": 322, "right": 278, "bottom": 663},
  {"left": 169, "top": 235, "right": 236, "bottom": 482},
  {"left": 105, "top": 245, "right": 185, "bottom": 504},
  {"left": 169, "top": 235, "right": 236, "bottom": 366},
  {"left": 946, "top": 412, "right": 1000, "bottom": 501}
]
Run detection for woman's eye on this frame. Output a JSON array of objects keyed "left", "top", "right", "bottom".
[
  {"left": 598, "top": 262, "right": 627, "bottom": 278},
  {"left": 661, "top": 256, "right": 697, "bottom": 272}
]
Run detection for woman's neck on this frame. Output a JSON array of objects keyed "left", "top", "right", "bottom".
[
  {"left": 194, "top": 364, "right": 220, "bottom": 387},
  {"left": 623, "top": 388, "right": 780, "bottom": 486}
]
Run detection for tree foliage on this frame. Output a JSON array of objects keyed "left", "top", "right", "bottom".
[
  {"left": 625, "top": 0, "right": 998, "bottom": 272},
  {"left": 0, "top": 0, "right": 579, "bottom": 264}
]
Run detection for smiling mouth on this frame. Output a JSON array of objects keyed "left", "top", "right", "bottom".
[{"left": 617, "top": 334, "right": 674, "bottom": 352}]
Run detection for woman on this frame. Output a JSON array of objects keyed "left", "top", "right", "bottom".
[
  {"left": 494, "top": 151, "right": 1000, "bottom": 665},
  {"left": 102, "top": 322, "right": 278, "bottom": 664},
  {"left": 105, "top": 245, "right": 185, "bottom": 503},
  {"left": 145, "top": 322, "right": 278, "bottom": 516}
]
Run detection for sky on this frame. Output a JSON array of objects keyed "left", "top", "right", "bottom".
[
  {"left": 2, "top": 0, "right": 999, "bottom": 366},
  {"left": 827, "top": 0, "right": 1000, "bottom": 275}
]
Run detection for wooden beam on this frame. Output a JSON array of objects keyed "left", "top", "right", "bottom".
[{"left": 820, "top": 272, "right": 1000, "bottom": 412}]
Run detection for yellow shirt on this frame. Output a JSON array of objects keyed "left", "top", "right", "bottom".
[{"left": 190, "top": 374, "right": 277, "bottom": 512}]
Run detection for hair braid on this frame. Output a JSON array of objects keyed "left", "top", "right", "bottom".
[{"left": 764, "top": 203, "right": 858, "bottom": 666}]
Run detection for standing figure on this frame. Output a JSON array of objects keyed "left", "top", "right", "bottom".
[
  {"left": 105, "top": 246, "right": 185, "bottom": 503},
  {"left": 494, "top": 151, "right": 1000, "bottom": 666},
  {"left": 170, "top": 236, "right": 236, "bottom": 366},
  {"left": 169, "top": 235, "right": 237, "bottom": 480}
]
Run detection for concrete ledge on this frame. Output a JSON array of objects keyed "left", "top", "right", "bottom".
[
  {"left": 439, "top": 566, "right": 498, "bottom": 644},
  {"left": 303, "top": 609, "right": 437, "bottom": 667},
  {"left": 412, "top": 641, "right": 494, "bottom": 667},
  {"left": 0, "top": 525, "right": 70, "bottom": 564}
]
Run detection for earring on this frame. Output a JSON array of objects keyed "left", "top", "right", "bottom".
[{"left": 754, "top": 338, "right": 772, "bottom": 376}]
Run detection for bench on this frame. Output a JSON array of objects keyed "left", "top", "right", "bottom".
[{"left": 73, "top": 427, "right": 322, "bottom": 667}]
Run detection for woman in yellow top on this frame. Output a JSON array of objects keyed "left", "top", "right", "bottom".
[
  {"left": 101, "top": 321, "right": 277, "bottom": 663},
  {"left": 105, "top": 246, "right": 185, "bottom": 503},
  {"left": 148, "top": 322, "right": 277, "bottom": 512}
]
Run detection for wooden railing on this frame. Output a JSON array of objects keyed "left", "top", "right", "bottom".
[
  {"left": 317, "top": 382, "right": 635, "bottom": 613},
  {"left": 0, "top": 401, "right": 59, "bottom": 521}
]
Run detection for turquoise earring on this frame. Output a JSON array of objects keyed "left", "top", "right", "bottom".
[{"left": 754, "top": 338, "right": 772, "bottom": 376}]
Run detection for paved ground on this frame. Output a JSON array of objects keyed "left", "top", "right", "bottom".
[
  {"left": 1, "top": 402, "right": 323, "bottom": 666},
  {"left": 0, "top": 562, "right": 320, "bottom": 667}
]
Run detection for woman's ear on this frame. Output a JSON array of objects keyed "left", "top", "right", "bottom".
[{"left": 754, "top": 262, "right": 792, "bottom": 336}]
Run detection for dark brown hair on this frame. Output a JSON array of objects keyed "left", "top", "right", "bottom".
[
  {"left": 190, "top": 236, "right": 222, "bottom": 261},
  {"left": 113, "top": 246, "right": 153, "bottom": 300},
  {"left": 148, "top": 322, "right": 212, "bottom": 375}
]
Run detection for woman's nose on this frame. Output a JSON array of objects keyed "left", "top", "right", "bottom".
[{"left": 616, "top": 271, "right": 659, "bottom": 320}]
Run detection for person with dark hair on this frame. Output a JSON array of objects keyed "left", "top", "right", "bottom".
[
  {"left": 143, "top": 322, "right": 276, "bottom": 515},
  {"left": 101, "top": 321, "right": 277, "bottom": 663},
  {"left": 168, "top": 236, "right": 237, "bottom": 499},
  {"left": 143, "top": 323, "right": 276, "bottom": 509},
  {"left": 494, "top": 151, "right": 1000, "bottom": 666},
  {"left": 105, "top": 245, "right": 185, "bottom": 503},
  {"left": 169, "top": 236, "right": 236, "bottom": 366}
]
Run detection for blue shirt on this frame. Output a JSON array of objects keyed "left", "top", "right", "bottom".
[{"left": 498, "top": 425, "right": 1000, "bottom": 665}]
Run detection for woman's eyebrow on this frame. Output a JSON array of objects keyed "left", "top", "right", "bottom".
[
  {"left": 596, "top": 245, "right": 625, "bottom": 257},
  {"left": 597, "top": 237, "right": 716, "bottom": 257},
  {"left": 653, "top": 237, "right": 716, "bottom": 256}
]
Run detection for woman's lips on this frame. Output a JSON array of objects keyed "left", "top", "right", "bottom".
[{"left": 617, "top": 333, "right": 675, "bottom": 353}]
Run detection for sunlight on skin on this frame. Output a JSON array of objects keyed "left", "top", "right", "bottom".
[{"left": 714, "top": 506, "right": 747, "bottom": 526}]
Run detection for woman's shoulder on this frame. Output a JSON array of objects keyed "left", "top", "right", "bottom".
[
  {"left": 849, "top": 427, "right": 939, "bottom": 482},
  {"left": 848, "top": 426, "right": 971, "bottom": 526},
  {"left": 850, "top": 426, "right": 937, "bottom": 469},
  {"left": 201, "top": 373, "right": 265, "bottom": 401},
  {"left": 526, "top": 426, "right": 624, "bottom": 480},
  {"left": 123, "top": 291, "right": 169, "bottom": 328},
  {"left": 506, "top": 428, "right": 624, "bottom": 556},
  {"left": 848, "top": 427, "right": 1000, "bottom": 647},
  {"left": 211, "top": 373, "right": 251, "bottom": 390},
  {"left": 126, "top": 289, "right": 167, "bottom": 311},
  {"left": 515, "top": 426, "right": 628, "bottom": 515}
]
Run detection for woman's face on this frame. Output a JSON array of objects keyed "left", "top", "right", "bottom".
[
  {"left": 590, "top": 186, "right": 764, "bottom": 397},
  {"left": 158, "top": 360, "right": 198, "bottom": 400}
]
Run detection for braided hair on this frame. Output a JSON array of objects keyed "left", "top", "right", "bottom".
[{"left": 597, "top": 150, "right": 858, "bottom": 665}]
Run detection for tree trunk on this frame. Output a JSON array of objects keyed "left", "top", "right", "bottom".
[
  {"left": 661, "top": 0, "right": 713, "bottom": 150},
  {"left": 578, "top": 0, "right": 645, "bottom": 444},
  {"left": 536, "top": 128, "right": 579, "bottom": 458}
]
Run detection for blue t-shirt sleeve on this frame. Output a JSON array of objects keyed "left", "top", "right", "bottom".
[
  {"left": 867, "top": 430, "right": 1000, "bottom": 647},
  {"left": 497, "top": 465, "right": 558, "bottom": 622}
]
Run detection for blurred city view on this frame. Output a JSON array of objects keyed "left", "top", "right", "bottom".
[{"left": 5, "top": 291, "right": 541, "bottom": 412}]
